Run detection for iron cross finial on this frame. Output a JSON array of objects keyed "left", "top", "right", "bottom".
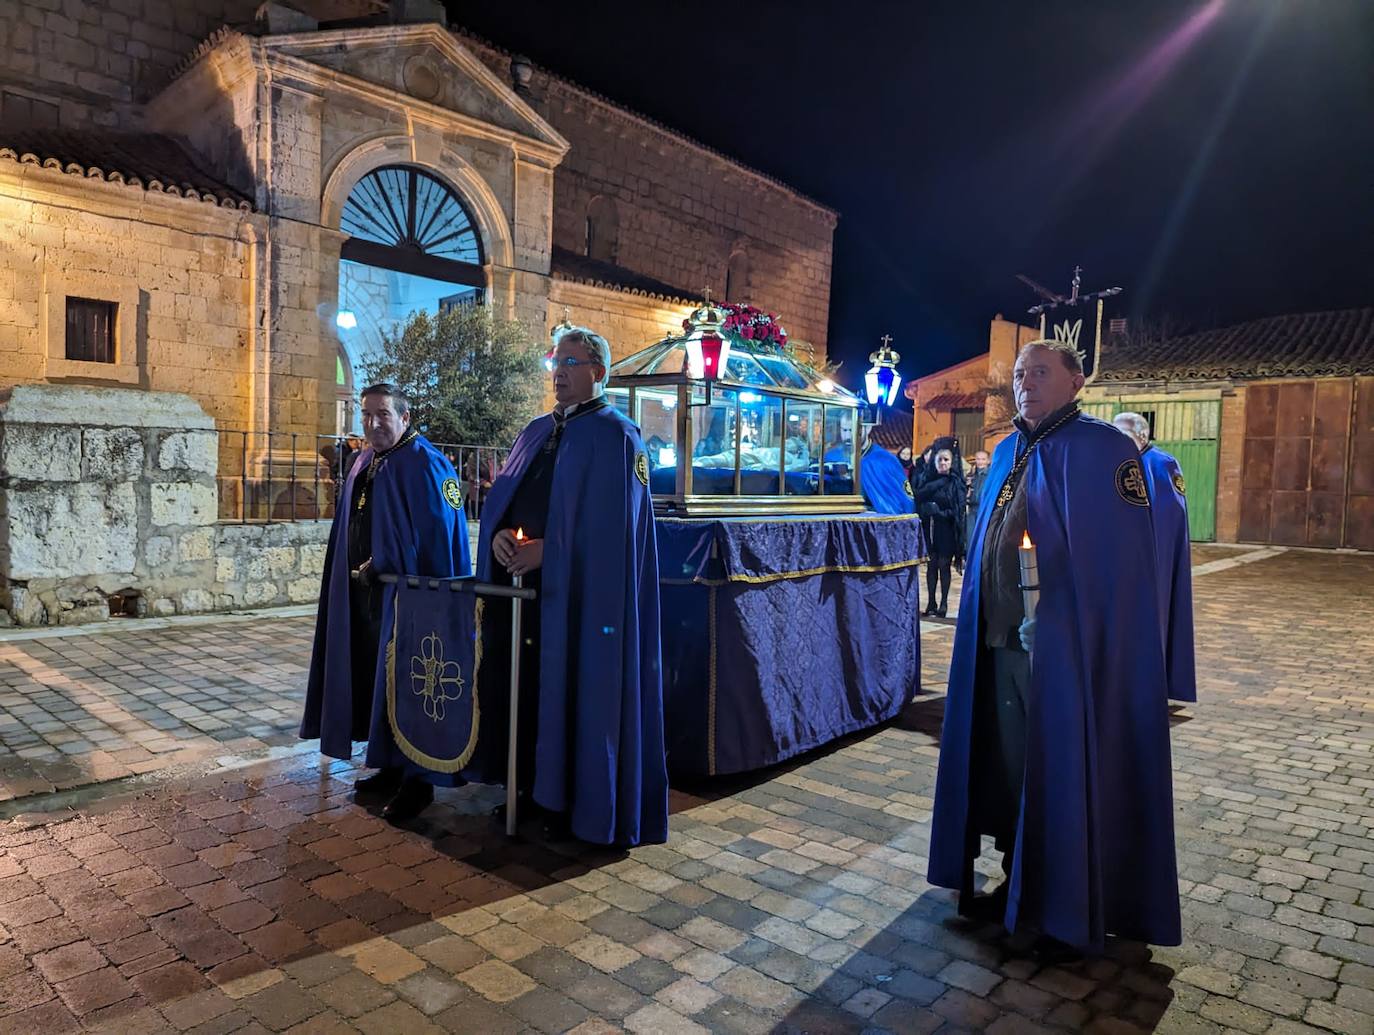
[{"left": 880, "top": 334, "right": 893, "bottom": 349}]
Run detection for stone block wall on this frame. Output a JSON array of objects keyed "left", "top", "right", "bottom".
[
  {"left": 0, "top": 166, "right": 265, "bottom": 433},
  {"left": 461, "top": 35, "right": 839, "bottom": 355},
  {"left": 214, "top": 522, "right": 329, "bottom": 610},
  {"left": 548, "top": 279, "right": 693, "bottom": 363},
  {"left": 0, "top": 0, "right": 261, "bottom": 130},
  {"left": 0, "top": 384, "right": 328, "bottom": 626}
]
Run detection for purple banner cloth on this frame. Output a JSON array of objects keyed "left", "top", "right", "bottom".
[{"left": 658, "top": 514, "right": 924, "bottom": 777}]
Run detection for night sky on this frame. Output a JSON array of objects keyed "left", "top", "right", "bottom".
[{"left": 448, "top": 0, "right": 1374, "bottom": 386}]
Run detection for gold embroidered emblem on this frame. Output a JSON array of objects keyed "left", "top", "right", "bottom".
[
  {"left": 1171, "top": 469, "right": 1186, "bottom": 496},
  {"left": 441, "top": 478, "right": 463, "bottom": 510},
  {"left": 903, "top": 479, "right": 914, "bottom": 499},
  {"left": 634, "top": 451, "right": 650, "bottom": 486},
  {"left": 410, "top": 631, "right": 465, "bottom": 721},
  {"left": 1116, "top": 459, "right": 1150, "bottom": 507}
]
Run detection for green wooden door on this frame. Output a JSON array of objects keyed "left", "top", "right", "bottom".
[{"left": 1081, "top": 399, "right": 1220, "bottom": 542}]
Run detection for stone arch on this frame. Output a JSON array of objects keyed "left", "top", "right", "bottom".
[
  {"left": 320, "top": 134, "right": 514, "bottom": 271},
  {"left": 726, "top": 248, "right": 751, "bottom": 303},
  {"left": 585, "top": 195, "right": 619, "bottom": 264}
]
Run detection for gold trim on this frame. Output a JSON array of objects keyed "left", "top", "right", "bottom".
[
  {"left": 707, "top": 585, "right": 717, "bottom": 777},
  {"left": 723, "top": 558, "right": 922, "bottom": 585},
  {"left": 385, "top": 596, "right": 484, "bottom": 773}
]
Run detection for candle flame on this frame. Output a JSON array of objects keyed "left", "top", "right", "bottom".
[
  {"left": 515, "top": 527, "right": 525, "bottom": 541},
  {"left": 1021, "top": 531, "right": 1033, "bottom": 549}
]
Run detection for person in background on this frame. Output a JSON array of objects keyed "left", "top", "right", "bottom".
[
  {"left": 965, "top": 449, "right": 991, "bottom": 553},
  {"left": 914, "top": 447, "right": 965, "bottom": 616},
  {"left": 859, "top": 432, "right": 917, "bottom": 515},
  {"left": 1113, "top": 412, "right": 1196, "bottom": 703}
]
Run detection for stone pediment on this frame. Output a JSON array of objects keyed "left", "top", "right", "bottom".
[{"left": 265, "top": 24, "right": 568, "bottom": 160}]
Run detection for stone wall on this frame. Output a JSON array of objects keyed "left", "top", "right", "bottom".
[
  {"left": 461, "top": 35, "right": 839, "bottom": 354},
  {"left": 214, "top": 522, "right": 329, "bottom": 610},
  {"left": 0, "top": 384, "right": 327, "bottom": 626},
  {"left": 0, "top": 162, "right": 266, "bottom": 433},
  {"left": 548, "top": 279, "right": 693, "bottom": 363},
  {"left": 0, "top": 0, "right": 261, "bottom": 130}
]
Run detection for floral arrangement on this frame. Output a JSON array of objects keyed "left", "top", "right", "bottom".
[
  {"left": 720, "top": 302, "right": 787, "bottom": 349},
  {"left": 682, "top": 302, "right": 788, "bottom": 350}
]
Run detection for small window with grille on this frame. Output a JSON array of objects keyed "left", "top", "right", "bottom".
[{"left": 65, "top": 297, "right": 117, "bottom": 363}]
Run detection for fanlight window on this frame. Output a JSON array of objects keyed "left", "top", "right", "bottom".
[{"left": 341, "top": 166, "right": 483, "bottom": 265}]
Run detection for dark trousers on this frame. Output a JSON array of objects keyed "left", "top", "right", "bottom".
[
  {"left": 926, "top": 555, "right": 953, "bottom": 611},
  {"left": 347, "top": 583, "right": 384, "bottom": 742},
  {"left": 472, "top": 572, "right": 545, "bottom": 795},
  {"left": 967, "top": 645, "right": 1031, "bottom": 880}
]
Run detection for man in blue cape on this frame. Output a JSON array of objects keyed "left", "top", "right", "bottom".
[
  {"left": 859, "top": 434, "right": 917, "bottom": 515},
  {"left": 928, "top": 339, "right": 1180, "bottom": 958},
  {"left": 468, "top": 326, "right": 668, "bottom": 847},
  {"left": 301, "top": 383, "right": 471, "bottom": 822},
  {"left": 1115, "top": 412, "right": 1197, "bottom": 704}
]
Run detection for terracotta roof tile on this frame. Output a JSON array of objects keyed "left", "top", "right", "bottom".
[
  {"left": 920, "top": 391, "right": 986, "bottom": 411},
  {"left": 1099, "top": 308, "right": 1374, "bottom": 381},
  {"left": 0, "top": 129, "right": 254, "bottom": 211},
  {"left": 871, "top": 408, "right": 914, "bottom": 450},
  {"left": 550, "top": 246, "right": 696, "bottom": 305}
]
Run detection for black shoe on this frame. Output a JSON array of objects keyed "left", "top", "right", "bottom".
[
  {"left": 354, "top": 768, "right": 403, "bottom": 799},
  {"left": 922, "top": 604, "right": 937, "bottom": 617},
  {"left": 383, "top": 780, "right": 434, "bottom": 823},
  {"left": 957, "top": 882, "right": 1009, "bottom": 922},
  {"left": 935, "top": 606, "right": 948, "bottom": 618},
  {"left": 1032, "top": 935, "right": 1084, "bottom": 966}
]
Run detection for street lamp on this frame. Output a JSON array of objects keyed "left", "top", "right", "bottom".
[{"left": 864, "top": 334, "right": 902, "bottom": 408}]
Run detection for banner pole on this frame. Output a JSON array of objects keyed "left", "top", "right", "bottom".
[{"left": 506, "top": 574, "right": 524, "bottom": 837}]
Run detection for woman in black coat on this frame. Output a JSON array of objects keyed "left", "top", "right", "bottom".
[{"left": 915, "top": 446, "right": 966, "bottom": 617}]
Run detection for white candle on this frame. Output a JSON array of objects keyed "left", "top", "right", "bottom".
[{"left": 1018, "top": 531, "right": 1040, "bottom": 619}]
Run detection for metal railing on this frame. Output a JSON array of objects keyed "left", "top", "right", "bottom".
[{"left": 215, "top": 431, "right": 509, "bottom": 525}]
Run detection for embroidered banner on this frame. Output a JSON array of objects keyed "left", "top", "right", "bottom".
[{"left": 385, "top": 583, "right": 482, "bottom": 773}]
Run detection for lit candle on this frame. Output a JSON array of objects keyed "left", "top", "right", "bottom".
[
  {"left": 511, "top": 528, "right": 526, "bottom": 587},
  {"left": 1018, "top": 531, "right": 1040, "bottom": 619}
]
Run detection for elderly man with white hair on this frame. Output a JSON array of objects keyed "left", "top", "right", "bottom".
[
  {"left": 929, "top": 338, "right": 1180, "bottom": 960},
  {"left": 1113, "top": 411, "right": 1197, "bottom": 704},
  {"left": 468, "top": 326, "right": 669, "bottom": 847}
]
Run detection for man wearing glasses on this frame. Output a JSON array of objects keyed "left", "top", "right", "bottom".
[{"left": 468, "top": 327, "right": 669, "bottom": 846}]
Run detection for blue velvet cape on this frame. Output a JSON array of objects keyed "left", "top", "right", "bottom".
[
  {"left": 301, "top": 435, "right": 472, "bottom": 777},
  {"left": 860, "top": 443, "right": 917, "bottom": 515},
  {"left": 1140, "top": 445, "right": 1197, "bottom": 703},
  {"left": 927, "top": 413, "right": 1181, "bottom": 952},
  {"left": 477, "top": 405, "right": 669, "bottom": 847}
]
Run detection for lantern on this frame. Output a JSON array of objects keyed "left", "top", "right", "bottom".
[
  {"left": 684, "top": 293, "right": 732, "bottom": 380},
  {"left": 864, "top": 334, "right": 902, "bottom": 408}
]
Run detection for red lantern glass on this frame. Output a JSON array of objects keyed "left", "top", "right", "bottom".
[{"left": 699, "top": 333, "right": 725, "bottom": 378}]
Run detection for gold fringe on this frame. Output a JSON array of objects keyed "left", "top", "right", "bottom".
[{"left": 385, "top": 595, "right": 484, "bottom": 774}]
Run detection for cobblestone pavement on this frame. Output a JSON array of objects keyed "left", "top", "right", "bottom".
[
  {"left": 0, "top": 612, "right": 313, "bottom": 803},
  {"left": 1, "top": 548, "right": 1373, "bottom": 1033}
]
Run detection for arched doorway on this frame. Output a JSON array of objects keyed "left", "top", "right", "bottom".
[{"left": 335, "top": 165, "right": 486, "bottom": 429}]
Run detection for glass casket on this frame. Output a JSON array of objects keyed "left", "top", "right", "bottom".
[{"left": 602, "top": 299, "right": 864, "bottom": 516}]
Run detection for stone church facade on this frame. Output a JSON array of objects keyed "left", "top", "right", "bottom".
[{"left": 0, "top": 0, "right": 837, "bottom": 624}]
